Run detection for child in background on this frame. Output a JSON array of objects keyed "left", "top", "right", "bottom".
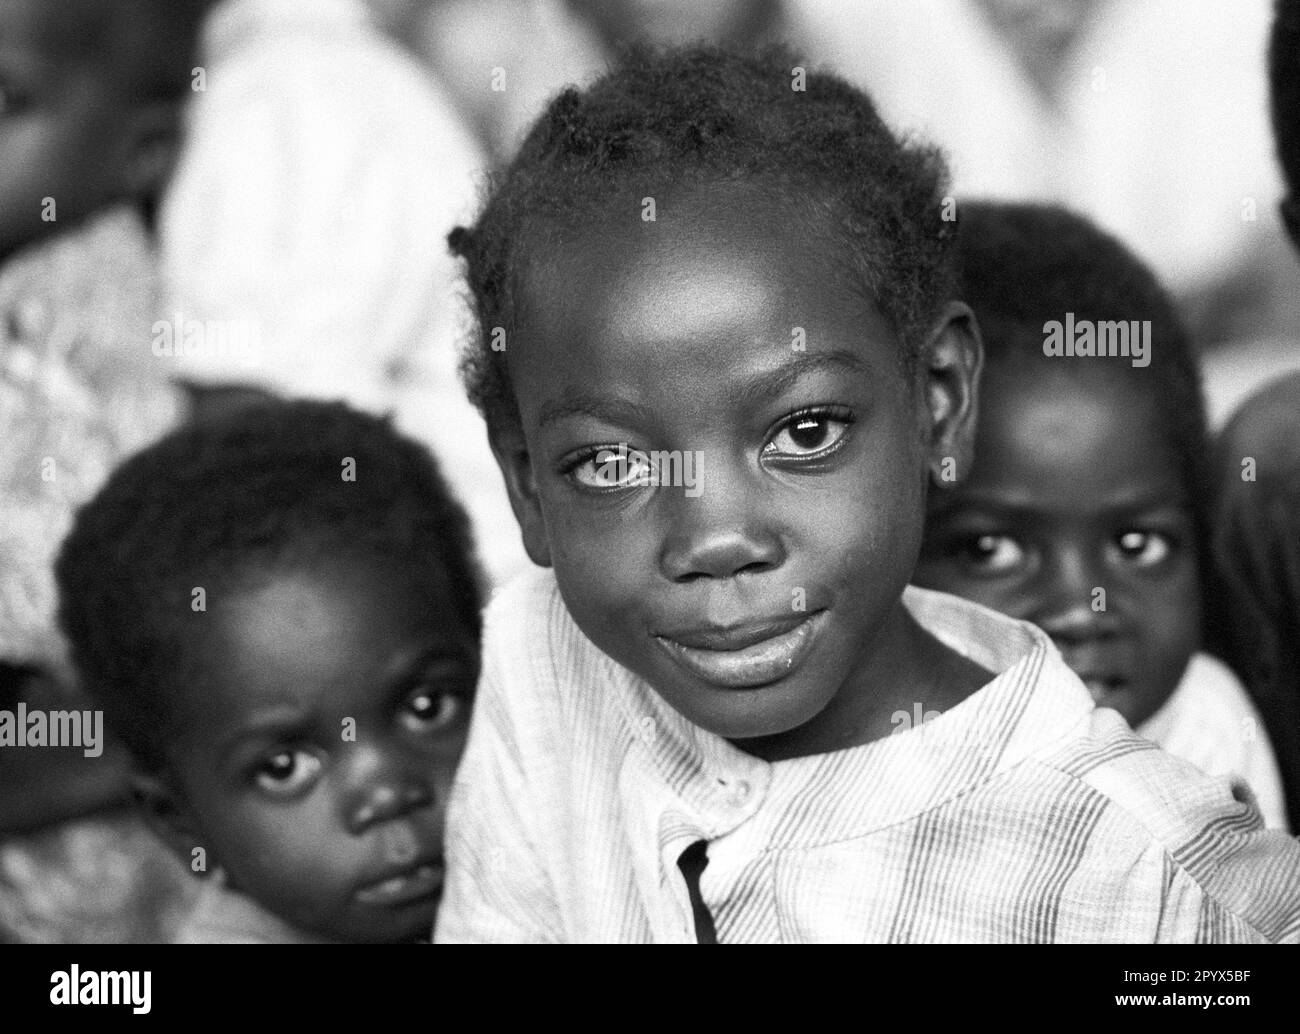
[
  {"left": 1202, "top": 0, "right": 1300, "bottom": 833},
  {"left": 0, "top": 0, "right": 210, "bottom": 261},
  {"left": 55, "top": 401, "right": 483, "bottom": 943},
  {"left": 914, "top": 201, "right": 1288, "bottom": 830},
  {"left": 1, "top": 0, "right": 208, "bottom": 941},
  {"left": 437, "top": 46, "right": 1300, "bottom": 943},
  {"left": 0, "top": 231, "right": 193, "bottom": 938},
  {"left": 158, "top": 0, "right": 527, "bottom": 588},
  {"left": 1209, "top": 372, "right": 1300, "bottom": 833}
]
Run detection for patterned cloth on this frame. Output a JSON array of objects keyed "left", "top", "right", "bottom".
[
  {"left": 1138, "top": 652, "right": 1288, "bottom": 831},
  {"left": 0, "top": 812, "right": 195, "bottom": 944},
  {"left": 0, "top": 206, "right": 180, "bottom": 676},
  {"left": 437, "top": 569, "right": 1300, "bottom": 943},
  {"left": 0, "top": 208, "right": 187, "bottom": 943}
]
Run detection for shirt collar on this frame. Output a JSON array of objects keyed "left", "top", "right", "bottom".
[{"left": 609, "top": 585, "right": 1095, "bottom": 846}]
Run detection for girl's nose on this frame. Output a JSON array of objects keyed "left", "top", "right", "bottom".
[{"left": 658, "top": 463, "right": 784, "bottom": 582}]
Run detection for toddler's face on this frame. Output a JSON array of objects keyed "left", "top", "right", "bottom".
[
  {"left": 0, "top": 0, "right": 142, "bottom": 260},
  {"left": 915, "top": 363, "right": 1200, "bottom": 727},
  {"left": 499, "top": 187, "right": 977, "bottom": 755},
  {"left": 157, "top": 555, "right": 477, "bottom": 943}
]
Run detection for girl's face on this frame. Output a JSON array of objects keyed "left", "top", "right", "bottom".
[
  {"left": 155, "top": 555, "right": 477, "bottom": 943},
  {"left": 915, "top": 362, "right": 1201, "bottom": 728},
  {"left": 495, "top": 186, "right": 981, "bottom": 758}
]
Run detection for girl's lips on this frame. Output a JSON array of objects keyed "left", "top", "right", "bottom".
[
  {"left": 655, "top": 610, "right": 826, "bottom": 688},
  {"left": 354, "top": 862, "right": 443, "bottom": 907}
]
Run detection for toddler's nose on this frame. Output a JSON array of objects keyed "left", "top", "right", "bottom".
[
  {"left": 343, "top": 747, "right": 435, "bottom": 832},
  {"left": 351, "top": 781, "right": 433, "bottom": 831}
]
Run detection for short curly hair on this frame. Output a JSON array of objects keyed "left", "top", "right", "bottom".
[
  {"left": 450, "top": 43, "right": 957, "bottom": 430},
  {"left": 54, "top": 399, "right": 483, "bottom": 770},
  {"left": 955, "top": 201, "right": 1211, "bottom": 577}
]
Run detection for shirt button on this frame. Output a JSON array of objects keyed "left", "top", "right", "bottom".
[{"left": 729, "top": 780, "right": 751, "bottom": 807}]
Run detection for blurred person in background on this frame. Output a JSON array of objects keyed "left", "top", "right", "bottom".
[
  {"left": 1202, "top": 0, "right": 1300, "bottom": 834},
  {"left": 1, "top": 0, "right": 205, "bottom": 941},
  {"left": 410, "top": 0, "right": 1297, "bottom": 403},
  {"left": 159, "top": 0, "right": 526, "bottom": 587}
]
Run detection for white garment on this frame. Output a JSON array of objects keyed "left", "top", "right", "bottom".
[
  {"left": 160, "top": 0, "right": 528, "bottom": 586},
  {"left": 437, "top": 568, "right": 1300, "bottom": 943},
  {"left": 1138, "top": 652, "right": 1289, "bottom": 831},
  {"left": 789, "top": 0, "right": 1283, "bottom": 297}
]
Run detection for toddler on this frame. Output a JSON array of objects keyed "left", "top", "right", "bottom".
[{"left": 56, "top": 400, "right": 482, "bottom": 942}]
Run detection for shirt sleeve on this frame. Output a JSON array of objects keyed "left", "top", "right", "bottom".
[
  {"left": 1158, "top": 791, "right": 1300, "bottom": 942},
  {"left": 434, "top": 599, "right": 564, "bottom": 943}
]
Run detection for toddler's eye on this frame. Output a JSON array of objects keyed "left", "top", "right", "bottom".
[
  {"left": 958, "top": 533, "right": 1026, "bottom": 574},
  {"left": 568, "top": 445, "right": 655, "bottom": 491},
  {"left": 764, "top": 411, "right": 852, "bottom": 458},
  {"left": 1109, "top": 530, "right": 1172, "bottom": 567},
  {"left": 253, "top": 749, "right": 322, "bottom": 797},
  {"left": 400, "top": 687, "right": 463, "bottom": 734}
]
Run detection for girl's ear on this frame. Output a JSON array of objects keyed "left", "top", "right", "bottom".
[
  {"left": 920, "top": 301, "right": 983, "bottom": 488},
  {"left": 130, "top": 769, "right": 213, "bottom": 875},
  {"left": 488, "top": 419, "right": 553, "bottom": 568}
]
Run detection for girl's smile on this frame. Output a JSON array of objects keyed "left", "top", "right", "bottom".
[{"left": 654, "top": 609, "right": 828, "bottom": 689}]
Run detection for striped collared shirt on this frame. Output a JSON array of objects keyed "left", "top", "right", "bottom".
[{"left": 436, "top": 569, "right": 1300, "bottom": 943}]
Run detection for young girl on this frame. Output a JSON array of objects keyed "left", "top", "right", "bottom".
[
  {"left": 55, "top": 400, "right": 483, "bottom": 942},
  {"left": 914, "top": 201, "right": 1288, "bottom": 830},
  {"left": 436, "top": 45, "right": 1300, "bottom": 943}
]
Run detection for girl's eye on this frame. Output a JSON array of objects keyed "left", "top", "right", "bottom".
[
  {"left": 253, "top": 749, "right": 322, "bottom": 797},
  {"left": 764, "top": 411, "right": 852, "bottom": 458},
  {"left": 567, "top": 445, "right": 655, "bottom": 491},
  {"left": 401, "top": 687, "right": 463, "bottom": 734},
  {"left": 958, "top": 533, "right": 1026, "bottom": 574},
  {"left": 1110, "top": 530, "right": 1172, "bottom": 567}
]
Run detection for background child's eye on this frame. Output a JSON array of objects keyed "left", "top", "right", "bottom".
[
  {"left": 568, "top": 445, "right": 654, "bottom": 490},
  {"left": 1109, "top": 530, "right": 1172, "bottom": 567},
  {"left": 400, "top": 686, "right": 464, "bottom": 734},
  {"left": 764, "top": 411, "right": 851, "bottom": 458},
  {"left": 957, "top": 533, "right": 1026, "bottom": 574},
  {"left": 253, "top": 749, "right": 323, "bottom": 796}
]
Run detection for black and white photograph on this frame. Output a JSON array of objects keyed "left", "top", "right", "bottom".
[{"left": 1, "top": 0, "right": 1298, "bottom": 1011}]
